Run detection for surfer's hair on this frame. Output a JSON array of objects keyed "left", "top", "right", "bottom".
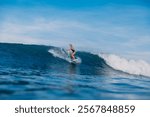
[{"left": 69, "top": 44, "right": 73, "bottom": 47}]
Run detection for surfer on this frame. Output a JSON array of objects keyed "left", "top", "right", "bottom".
[{"left": 68, "top": 44, "right": 76, "bottom": 60}]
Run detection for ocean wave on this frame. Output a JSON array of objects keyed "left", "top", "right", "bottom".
[
  {"left": 100, "top": 53, "right": 150, "bottom": 77},
  {"left": 0, "top": 43, "right": 149, "bottom": 78}
]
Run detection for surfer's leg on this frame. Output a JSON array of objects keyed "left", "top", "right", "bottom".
[
  {"left": 71, "top": 54, "right": 74, "bottom": 59},
  {"left": 71, "top": 52, "right": 75, "bottom": 60}
]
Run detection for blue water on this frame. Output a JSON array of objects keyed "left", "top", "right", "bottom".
[{"left": 0, "top": 43, "right": 150, "bottom": 99}]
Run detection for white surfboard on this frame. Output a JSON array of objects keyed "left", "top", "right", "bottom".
[{"left": 70, "top": 57, "right": 81, "bottom": 64}]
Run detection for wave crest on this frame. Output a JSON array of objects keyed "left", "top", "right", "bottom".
[{"left": 100, "top": 53, "right": 150, "bottom": 77}]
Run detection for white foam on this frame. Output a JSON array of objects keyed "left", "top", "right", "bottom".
[
  {"left": 48, "top": 49, "right": 68, "bottom": 60},
  {"left": 100, "top": 53, "right": 150, "bottom": 77}
]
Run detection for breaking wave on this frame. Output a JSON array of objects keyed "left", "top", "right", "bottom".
[{"left": 100, "top": 53, "right": 150, "bottom": 77}]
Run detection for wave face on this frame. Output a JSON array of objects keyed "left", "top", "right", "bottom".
[
  {"left": 0, "top": 43, "right": 112, "bottom": 76},
  {"left": 100, "top": 53, "right": 150, "bottom": 77},
  {"left": 0, "top": 43, "right": 150, "bottom": 100}
]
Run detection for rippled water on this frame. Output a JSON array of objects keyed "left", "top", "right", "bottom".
[{"left": 0, "top": 68, "right": 150, "bottom": 100}]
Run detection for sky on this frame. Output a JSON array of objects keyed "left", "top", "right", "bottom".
[{"left": 0, "top": 0, "right": 150, "bottom": 61}]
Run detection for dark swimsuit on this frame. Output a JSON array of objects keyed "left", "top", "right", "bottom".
[{"left": 71, "top": 48, "right": 75, "bottom": 53}]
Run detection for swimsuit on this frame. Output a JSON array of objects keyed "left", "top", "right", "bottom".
[{"left": 71, "top": 48, "right": 75, "bottom": 53}]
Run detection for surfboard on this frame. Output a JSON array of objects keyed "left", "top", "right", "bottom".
[{"left": 70, "top": 58, "right": 81, "bottom": 64}]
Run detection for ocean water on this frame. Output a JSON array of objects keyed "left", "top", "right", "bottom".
[{"left": 0, "top": 43, "right": 150, "bottom": 100}]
